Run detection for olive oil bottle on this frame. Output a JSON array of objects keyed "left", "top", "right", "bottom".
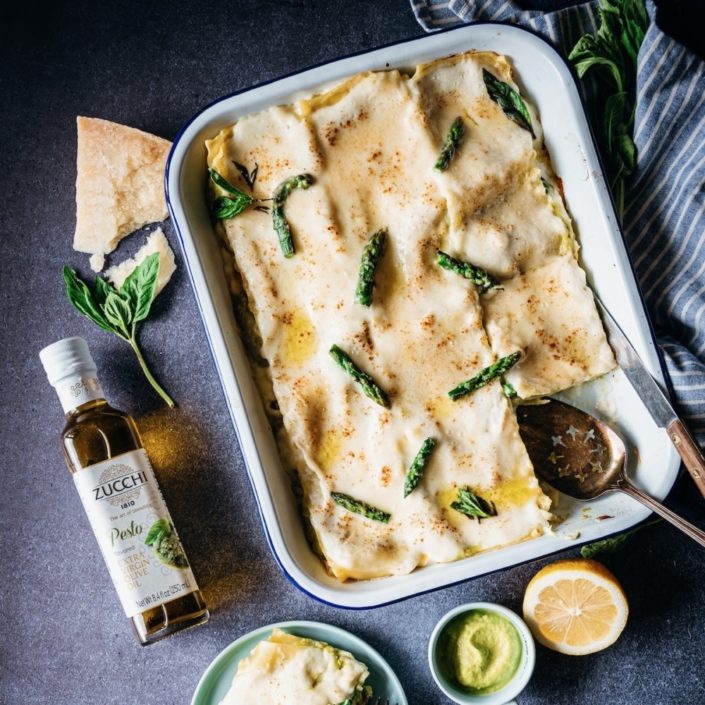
[{"left": 40, "top": 337, "right": 208, "bottom": 645}]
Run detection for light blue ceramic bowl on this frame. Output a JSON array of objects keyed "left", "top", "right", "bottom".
[
  {"left": 191, "top": 620, "right": 407, "bottom": 705},
  {"left": 428, "top": 603, "right": 535, "bottom": 705}
]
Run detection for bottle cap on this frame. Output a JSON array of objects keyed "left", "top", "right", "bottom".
[
  {"left": 39, "top": 337, "right": 105, "bottom": 412},
  {"left": 39, "top": 336, "right": 97, "bottom": 386}
]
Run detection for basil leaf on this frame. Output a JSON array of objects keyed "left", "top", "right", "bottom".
[
  {"left": 102, "top": 291, "right": 133, "bottom": 337},
  {"left": 63, "top": 267, "right": 114, "bottom": 333},
  {"left": 568, "top": 0, "right": 647, "bottom": 221},
  {"left": 573, "top": 55, "right": 623, "bottom": 89},
  {"left": 617, "top": 132, "right": 636, "bottom": 172},
  {"left": 144, "top": 518, "right": 170, "bottom": 546},
  {"left": 451, "top": 487, "right": 497, "bottom": 520},
  {"left": 94, "top": 276, "right": 120, "bottom": 307},
  {"left": 209, "top": 168, "right": 244, "bottom": 196},
  {"left": 209, "top": 168, "right": 254, "bottom": 219},
  {"left": 120, "top": 252, "right": 160, "bottom": 324},
  {"left": 61, "top": 266, "right": 176, "bottom": 407},
  {"left": 212, "top": 195, "right": 252, "bottom": 220},
  {"left": 482, "top": 69, "right": 535, "bottom": 138},
  {"left": 580, "top": 533, "right": 631, "bottom": 559}
]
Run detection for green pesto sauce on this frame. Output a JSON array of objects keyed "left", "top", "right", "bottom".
[{"left": 441, "top": 609, "right": 522, "bottom": 694}]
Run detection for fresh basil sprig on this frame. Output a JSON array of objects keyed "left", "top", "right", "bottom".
[
  {"left": 63, "top": 254, "right": 175, "bottom": 407},
  {"left": 569, "top": 0, "right": 648, "bottom": 219},
  {"left": 209, "top": 167, "right": 315, "bottom": 258},
  {"left": 451, "top": 487, "right": 497, "bottom": 520},
  {"left": 482, "top": 69, "right": 535, "bottom": 138},
  {"left": 209, "top": 168, "right": 254, "bottom": 219}
]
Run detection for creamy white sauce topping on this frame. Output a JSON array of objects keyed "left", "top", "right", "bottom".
[
  {"left": 219, "top": 629, "right": 369, "bottom": 705},
  {"left": 206, "top": 51, "right": 615, "bottom": 581}
]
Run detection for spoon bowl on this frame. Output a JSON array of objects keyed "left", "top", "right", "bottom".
[{"left": 517, "top": 399, "right": 705, "bottom": 548}]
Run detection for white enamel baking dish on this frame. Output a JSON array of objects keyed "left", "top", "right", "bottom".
[{"left": 166, "top": 22, "right": 680, "bottom": 608}]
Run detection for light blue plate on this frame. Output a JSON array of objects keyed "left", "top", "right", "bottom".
[{"left": 191, "top": 620, "right": 408, "bottom": 705}]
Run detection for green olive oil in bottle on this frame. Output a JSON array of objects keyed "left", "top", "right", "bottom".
[{"left": 40, "top": 336, "right": 208, "bottom": 645}]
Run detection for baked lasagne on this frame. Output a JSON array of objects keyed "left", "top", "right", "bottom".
[
  {"left": 205, "top": 51, "right": 615, "bottom": 581},
  {"left": 219, "top": 629, "right": 371, "bottom": 705}
]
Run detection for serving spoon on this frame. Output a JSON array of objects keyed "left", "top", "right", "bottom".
[{"left": 516, "top": 399, "right": 705, "bottom": 548}]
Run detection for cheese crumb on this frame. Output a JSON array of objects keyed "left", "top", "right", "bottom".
[{"left": 89, "top": 254, "right": 105, "bottom": 273}]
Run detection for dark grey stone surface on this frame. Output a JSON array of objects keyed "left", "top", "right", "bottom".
[{"left": 1, "top": 2, "right": 704, "bottom": 704}]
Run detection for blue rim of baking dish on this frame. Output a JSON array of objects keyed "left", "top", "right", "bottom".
[{"left": 164, "top": 20, "right": 676, "bottom": 610}]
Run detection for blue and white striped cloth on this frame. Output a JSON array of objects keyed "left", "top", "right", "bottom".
[{"left": 410, "top": 0, "right": 705, "bottom": 440}]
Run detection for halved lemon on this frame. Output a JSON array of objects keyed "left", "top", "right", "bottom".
[{"left": 522, "top": 558, "right": 628, "bottom": 655}]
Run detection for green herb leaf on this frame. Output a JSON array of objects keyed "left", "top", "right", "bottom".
[
  {"left": 437, "top": 250, "right": 499, "bottom": 291},
  {"left": 62, "top": 266, "right": 175, "bottom": 407},
  {"left": 329, "top": 344, "right": 390, "bottom": 408},
  {"left": 212, "top": 194, "right": 253, "bottom": 220},
  {"left": 580, "top": 518, "right": 660, "bottom": 559},
  {"left": 94, "top": 276, "right": 119, "bottom": 307},
  {"left": 209, "top": 168, "right": 254, "bottom": 219},
  {"left": 209, "top": 167, "right": 244, "bottom": 196},
  {"left": 144, "top": 518, "right": 170, "bottom": 546},
  {"left": 336, "top": 687, "right": 373, "bottom": 705},
  {"left": 404, "top": 437, "right": 437, "bottom": 497},
  {"left": 580, "top": 533, "right": 631, "bottom": 559},
  {"left": 568, "top": 0, "right": 648, "bottom": 221},
  {"left": 63, "top": 267, "right": 115, "bottom": 334},
  {"left": 144, "top": 519, "right": 189, "bottom": 568},
  {"left": 331, "top": 492, "right": 391, "bottom": 523},
  {"left": 451, "top": 487, "right": 497, "bottom": 520},
  {"left": 449, "top": 351, "right": 522, "bottom": 401},
  {"left": 355, "top": 228, "right": 387, "bottom": 307},
  {"left": 482, "top": 69, "right": 535, "bottom": 138},
  {"left": 272, "top": 173, "right": 315, "bottom": 257},
  {"left": 119, "top": 252, "right": 159, "bottom": 324},
  {"left": 434, "top": 116, "right": 465, "bottom": 171},
  {"left": 102, "top": 291, "right": 132, "bottom": 337}
]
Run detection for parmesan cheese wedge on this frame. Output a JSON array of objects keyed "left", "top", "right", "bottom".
[
  {"left": 74, "top": 116, "right": 171, "bottom": 271},
  {"left": 105, "top": 228, "right": 176, "bottom": 295}
]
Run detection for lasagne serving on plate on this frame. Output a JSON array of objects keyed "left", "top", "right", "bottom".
[
  {"left": 205, "top": 51, "right": 615, "bottom": 581},
  {"left": 219, "top": 629, "right": 371, "bottom": 705}
]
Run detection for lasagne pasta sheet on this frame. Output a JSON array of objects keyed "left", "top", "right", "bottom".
[
  {"left": 206, "top": 51, "right": 615, "bottom": 581},
  {"left": 219, "top": 629, "right": 371, "bottom": 705}
]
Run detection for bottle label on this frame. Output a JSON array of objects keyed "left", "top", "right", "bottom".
[
  {"left": 73, "top": 449, "right": 199, "bottom": 618},
  {"left": 56, "top": 374, "right": 105, "bottom": 414}
]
